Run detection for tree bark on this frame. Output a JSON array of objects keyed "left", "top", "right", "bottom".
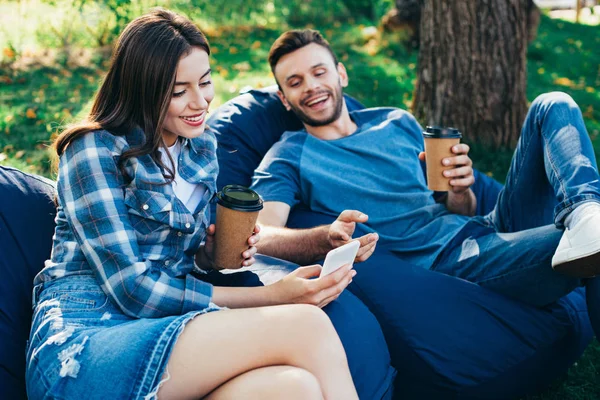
[{"left": 412, "top": 0, "right": 530, "bottom": 147}]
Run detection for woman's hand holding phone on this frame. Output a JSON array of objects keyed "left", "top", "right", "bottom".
[
  {"left": 270, "top": 263, "right": 356, "bottom": 308},
  {"left": 269, "top": 242, "right": 359, "bottom": 308}
]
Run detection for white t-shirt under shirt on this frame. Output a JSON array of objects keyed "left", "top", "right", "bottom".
[{"left": 159, "top": 140, "right": 205, "bottom": 213}]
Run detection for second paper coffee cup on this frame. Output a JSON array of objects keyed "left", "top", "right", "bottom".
[
  {"left": 423, "top": 126, "right": 462, "bottom": 192},
  {"left": 214, "top": 185, "right": 263, "bottom": 269}
]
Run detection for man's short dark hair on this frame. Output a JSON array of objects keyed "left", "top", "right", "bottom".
[{"left": 268, "top": 29, "right": 338, "bottom": 75}]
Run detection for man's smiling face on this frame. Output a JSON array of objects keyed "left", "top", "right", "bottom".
[{"left": 274, "top": 43, "right": 348, "bottom": 127}]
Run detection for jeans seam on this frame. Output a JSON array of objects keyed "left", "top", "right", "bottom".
[
  {"left": 543, "top": 129, "right": 569, "bottom": 218},
  {"left": 504, "top": 122, "right": 538, "bottom": 232}
]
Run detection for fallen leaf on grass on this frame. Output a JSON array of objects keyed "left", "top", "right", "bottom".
[
  {"left": 26, "top": 108, "right": 37, "bottom": 119},
  {"left": 251, "top": 41, "right": 261, "bottom": 50},
  {"left": 15, "top": 150, "right": 25, "bottom": 159},
  {"left": 553, "top": 77, "right": 576, "bottom": 88},
  {"left": 3, "top": 48, "right": 15, "bottom": 58},
  {"left": 0, "top": 76, "right": 13, "bottom": 84},
  {"left": 4, "top": 115, "right": 13, "bottom": 123}
]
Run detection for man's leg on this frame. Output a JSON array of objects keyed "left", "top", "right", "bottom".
[
  {"left": 433, "top": 222, "right": 581, "bottom": 307},
  {"left": 197, "top": 256, "right": 396, "bottom": 400},
  {"left": 488, "top": 91, "right": 600, "bottom": 276},
  {"left": 349, "top": 250, "right": 589, "bottom": 398}
]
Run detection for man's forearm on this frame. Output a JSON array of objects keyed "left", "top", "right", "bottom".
[
  {"left": 258, "top": 225, "right": 332, "bottom": 264},
  {"left": 446, "top": 189, "right": 477, "bottom": 216}
]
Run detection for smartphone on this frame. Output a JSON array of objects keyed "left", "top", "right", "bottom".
[{"left": 320, "top": 240, "right": 360, "bottom": 277}]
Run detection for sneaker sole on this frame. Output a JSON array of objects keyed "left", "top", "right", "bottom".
[{"left": 552, "top": 249, "right": 600, "bottom": 278}]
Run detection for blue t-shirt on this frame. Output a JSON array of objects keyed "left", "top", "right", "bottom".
[{"left": 251, "top": 107, "right": 469, "bottom": 267}]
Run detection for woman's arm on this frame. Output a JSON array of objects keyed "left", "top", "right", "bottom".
[{"left": 212, "top": 263, "right": 356, "bottom": 309}]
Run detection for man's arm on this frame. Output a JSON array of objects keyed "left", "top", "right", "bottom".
[
  {"left": 445, "top": 189, "right": 477, "bottom": 216},
  {"left": 257, "top": 201, "right": 333, "bottom": 264},
  {"left": 257, "top": 201, "right": 379, "bottom": 265}
]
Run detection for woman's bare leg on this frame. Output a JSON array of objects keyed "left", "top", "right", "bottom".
[
  {"left": 157, "top": 304, "right": 357, "bottom": 400},
  {"left": 205, "top": 366, "right": 323, "bottom": 400}
]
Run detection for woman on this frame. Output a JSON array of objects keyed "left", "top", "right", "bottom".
[{"left": 26, "top": 8, "right": 358, "bottom": 400}]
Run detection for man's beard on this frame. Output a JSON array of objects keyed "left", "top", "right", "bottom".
[{"left": 287, "top": 83, "right": 344, "bottom": 127}]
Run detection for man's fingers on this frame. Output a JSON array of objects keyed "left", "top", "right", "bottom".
[
  {"left": 443, "top": 165, "right": 472, "bottom": 178},
  {"left": 330, "top": 230, "right": 351, "bottom": 242},
  {"left": 450, "top": 176, "right": 475, "bottom": 188},
  {"left": 451, "top": 143, "right": 470, "bottom": 155},
  {"left": 357, "top": 233, "right": 378, "bottom": 247},
  {"left": 356, "top": 239, "right": 376, "bottom": 258},
  {"left": 337, "top": 209, "right": 368, "bottom": 223},
  {"left": 356, "top": 241, "right": 377, "bottom": 262},
  {"left": 442, "top": 155, "right": 471, "bottom": 167}
]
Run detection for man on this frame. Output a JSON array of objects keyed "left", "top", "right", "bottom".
[{"left": 251, "top": 29, "right": 600, "bottom": 309}]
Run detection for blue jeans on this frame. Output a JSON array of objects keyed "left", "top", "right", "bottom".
[{"left": 433, "top": 92, "right": 600, "bottom": 307}]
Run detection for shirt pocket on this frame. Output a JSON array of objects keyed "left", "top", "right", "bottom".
[{"left": 124, "top": 188, "right": 173, "bottom": 235}]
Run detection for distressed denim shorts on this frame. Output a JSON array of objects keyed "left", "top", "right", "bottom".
[{"left": 26, "top": 274, "right": 221, "bottom": 400}]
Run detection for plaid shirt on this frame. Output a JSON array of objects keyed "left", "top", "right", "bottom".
[{"left": 36, "top": 128, "right": 219, "bottom": 318}]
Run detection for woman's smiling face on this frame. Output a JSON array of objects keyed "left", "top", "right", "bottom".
[{"left": 163, "top": 47, "right": 214, "bottom": 146}]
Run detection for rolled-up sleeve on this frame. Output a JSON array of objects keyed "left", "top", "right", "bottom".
[{"left": 58, "top": 132, "right": 213, "bottom": 318}]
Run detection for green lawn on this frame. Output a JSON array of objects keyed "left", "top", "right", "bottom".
[{"left": 1, "top": 1, "right": 599, "bottom": 397}]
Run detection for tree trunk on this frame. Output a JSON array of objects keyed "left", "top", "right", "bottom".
[{"left": 412, "top": 0, "right": 530, "bottom": 148}]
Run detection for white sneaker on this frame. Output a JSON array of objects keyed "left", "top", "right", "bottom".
[{"left": 552, "top": 213, "right": 600, "bottom": 277}]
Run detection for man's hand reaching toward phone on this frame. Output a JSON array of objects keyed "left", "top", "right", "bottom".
[{"left": 328, "top": 210, "right": 378, "bottom": 263}]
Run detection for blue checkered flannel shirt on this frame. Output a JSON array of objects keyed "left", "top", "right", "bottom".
[{"left": 36, "top": 128, "right": 219, "bottom": 318}]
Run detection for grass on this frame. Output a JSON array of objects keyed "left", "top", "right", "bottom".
[{"left": 0, "top": 1, "right": 599, "bottom": 397}]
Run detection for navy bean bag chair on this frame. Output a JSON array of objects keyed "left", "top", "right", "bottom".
[
  {"left": 208, "top": 86, "right": 596, "bottom": 399},
  {"left": 0, "top": 167, "right": 56, "bottom": 400}
]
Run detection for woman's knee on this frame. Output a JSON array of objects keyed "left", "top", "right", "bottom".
[
  {"left": 280, "top": 304, "right": 337, "bottom": 338},
  {"left": 271, "top": 367, "right": 323, "bottom": 400}
]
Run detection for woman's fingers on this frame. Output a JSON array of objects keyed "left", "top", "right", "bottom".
[{"left": 316, "top": 269, "right": 356, "bottom": 308}]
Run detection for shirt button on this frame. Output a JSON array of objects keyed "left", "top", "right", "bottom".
[
  {"left": 164, "top": 260, "right": 170, "bottom": 266},
  {"left": 177, "top": 232, "right": 183, "bottom": 237},
  {"left": 142, "top": 204, "right": 149, "bottom": 210},
  {"left": 185, "top": 222, "right": 191, "bottom": 229}
]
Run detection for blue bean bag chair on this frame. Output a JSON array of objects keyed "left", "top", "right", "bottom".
[
  {"left": 208, "top": 86, "right": 596, "bottom": 399},
  {"left": 0, "top": 167, "right": 56, "bottom": 400}
]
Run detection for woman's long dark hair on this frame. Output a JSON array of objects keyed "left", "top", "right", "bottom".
[{"left": 53, "top": 8, "right": 210, "bottom": 180}]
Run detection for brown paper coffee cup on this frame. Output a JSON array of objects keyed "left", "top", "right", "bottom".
[
  {"left": 424, "top": 137, "right": 461, "bottom": 191},
  {"left": 214, "top": 204, "right": 259, "bottom": 270},
  {"left": 213, "top": 185, "right": 263, "bottom": 270},
  {"left": 423, "top": 126, "right": 462, "bottom": 192}
]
